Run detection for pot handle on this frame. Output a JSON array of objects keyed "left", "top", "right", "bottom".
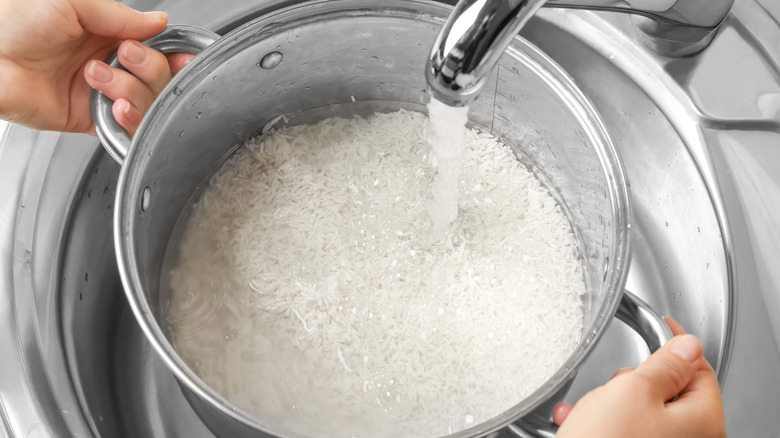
[
  {"left": 90, "top": 25, "right": 220, "bottom": 164},
  {"left": 508, "top": 290, "right": 674, "bottom": 438}
]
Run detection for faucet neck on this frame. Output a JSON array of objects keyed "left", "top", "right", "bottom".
[
  {"left": 546, "top": 0, "right": 734, "bottom": 29},
  {"left": 426, "top": 0, "right": 734, "bottom": 106},
  {"left": 427, "top": 0, "right": 546, "bottom": 107}
]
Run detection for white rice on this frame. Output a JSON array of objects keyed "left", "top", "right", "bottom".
[{"left": 166, "top": 109, "right": 585, "bottom": 438}]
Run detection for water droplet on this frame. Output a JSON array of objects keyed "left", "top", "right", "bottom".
[
  {"left": 141, "top": 187, "right": 151, "bottom": 211},
  {"left": 172, "top": 87, "right": 182, "bottom": 96},
  {"left": 26, "top": 422, "right": 45, "bottom": 438},
  {"left": 259, "top": 51, "right": 283, "bottom": 69}
]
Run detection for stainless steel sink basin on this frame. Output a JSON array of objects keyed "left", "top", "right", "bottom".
[{"left": 2, "top": 0, "right": 779, "bottom": 437}]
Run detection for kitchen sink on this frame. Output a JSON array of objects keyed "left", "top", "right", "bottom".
[{"left": 1, "top": 0, "right": 778, "bottom": 437}]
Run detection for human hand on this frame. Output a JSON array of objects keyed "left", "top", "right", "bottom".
[
  {"left": 84, "top": 40, "right": 194, "bottom": 136},
  {"left": 0, "top": 0, "right": 191, "bottom": 135},
  {"left": 553, "top": 318, "right": 726, "bottom": 438}
]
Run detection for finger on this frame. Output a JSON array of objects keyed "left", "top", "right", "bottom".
[
  {"left": 84, "top": 60, "right": 156, "bottom": 114},
  {"left": 667, "top": 360, "right": 725, "bottom": 435},
  {"left": 112, "top": 98, "right": 143, "bottom": 136},
  {"left": 117, "top": 40, "right": 173, "bottom": 95},
  {"left": 630, "top": 334, "right": 703, "bottom": 403},
  {"left": 166, "top": 53, "right": 197, "bottom": 73},
  {"left": 610, "top": 367, "right": 635, "bottom": 380},
  {"left": 71, "top": 0, "right": 167, "bottom": 40},
  {"left": 677, "top": 368, "right": 721, "bottom": 403},
  {"left": 676, "top": 357, "right": 720, "bottom": 401},
  {"left": 552, "top": 403, "right": 573, "bottom": 426},
  {"left": 665, "top": 317, "right": 687, "bottom": 336}
]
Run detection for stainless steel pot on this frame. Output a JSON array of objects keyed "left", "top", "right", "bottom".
[{"left": 91, "top": 1, "right": 672, "bottom": 437}]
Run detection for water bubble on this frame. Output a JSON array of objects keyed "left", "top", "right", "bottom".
[
  {"left": 172, "top": 87, "right": 182, "bottom": 96},
  {"left": 414, "top": 165, "right": 433, "bottom": 181},
  {"left": 141, "top": 186, "right": 151, "bottom": 211},
  {"left": 26, "top": 422, "right": 46, "bottom": 438},
  {"left": 259, "top": 51, "right": 283, "bottom": 69}
]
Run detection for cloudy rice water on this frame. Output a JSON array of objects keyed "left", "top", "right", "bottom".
[{"left": 165, "top": 109, "right": 585, "bottom": 438}]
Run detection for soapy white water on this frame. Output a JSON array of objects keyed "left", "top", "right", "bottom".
[{"left": 166, "top": 110, "right": 585, "bottom": 438}]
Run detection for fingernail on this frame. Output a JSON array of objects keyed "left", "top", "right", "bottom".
[
  {"left": 88, "top": 61, "right": 112, "bottom": 83},
  {"left": 116, "top": 99, "right": 130, "bottom": 115},
  {"left": 143, "top": 11, "right": 167, "bottom": 21},
  {"left": 123, "top": 41, "right": 147, "bottom": 65},
  {"left": 670, "top": 334, "right": 701, "bottom": 363}
]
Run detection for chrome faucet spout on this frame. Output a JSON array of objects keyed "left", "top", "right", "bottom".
[{"left": 426, "top": 0, "right": 734, "bottom": 107}]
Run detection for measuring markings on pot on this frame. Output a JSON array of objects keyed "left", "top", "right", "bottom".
[{"left": 162, "top": 109, "right": 585, "bottom": 438}]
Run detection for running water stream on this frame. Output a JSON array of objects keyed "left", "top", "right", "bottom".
[{"left": 427, "top": 98, "right": 469, "bottom": 235}]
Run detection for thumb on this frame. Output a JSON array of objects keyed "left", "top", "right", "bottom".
[
  {"left": 631, "top": 334, "right": 703, "bottom": 403},
  {"left": 71, "top": 0, "right": 168, "bottom": 40}
]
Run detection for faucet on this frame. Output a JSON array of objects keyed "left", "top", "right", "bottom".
[{"left": 426, "top": 0, "right": 735, "bottom": 107}]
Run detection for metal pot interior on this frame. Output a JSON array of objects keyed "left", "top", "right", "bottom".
[{"left": 115, "top": 0, "right": 629, "bottom": 436}]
